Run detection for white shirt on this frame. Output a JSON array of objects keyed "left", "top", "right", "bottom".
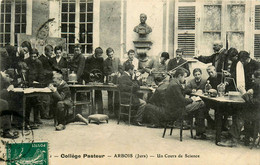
[
  {"left": 56, "top": 56, "right": 61, "bottom": 63},
  {"left": 132, "top": 57, "right": 139, "bottom": 71},
  {"left": 236, "top": 61, "right": 245, "bottom": 89}
]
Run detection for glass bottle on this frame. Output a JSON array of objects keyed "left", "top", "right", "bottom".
[
  {"left": 217, "top": 82, "right": 226, "bottom": 97},
  {"left": 205, "top": 80, "right": 212, "bottom": 95}
]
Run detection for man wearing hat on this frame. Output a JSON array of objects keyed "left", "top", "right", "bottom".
[{"left": 167, "top": 48, "right": 190, "bottom": 77}]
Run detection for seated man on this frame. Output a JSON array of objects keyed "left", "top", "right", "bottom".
[
  {"left": 167, "top": 48, "right": 190, "bottom": 77},
  {"left": 218, "top": 69, "right": 260, "bottom": 147},
  {"left": 145, "top": 52, "right": 169, "bottom": 86},
  {"left": 187, "top": 68, "right": 215, "bottom": 129},
  {"left": 143, "top": 76, "right": 170, "bottom": 128},
  {"left": 118, "top": 64, "right": 146, "bottom": 125},
  {"left": 206, "top": 65, "right": 222, "bottom": 90},
  {"left": 0, "top": 69, "right": 19, "bottom": 139},
  {"left": 48, "top": 73, "right": 88, "bottom": 131},
  {"left": 165, "top": 68, "right": 206, "bottom": 139},
  {"left": 186, "top": 68, "right": 207, "bottom": 93}
]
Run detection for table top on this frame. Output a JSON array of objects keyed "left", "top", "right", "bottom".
[
  {"left": 12, "top": 88, "right": 52, "bottom": 94},
  {"left": 68, "top": 84, "right": 154, "bottom": 92},
  {"left": 191, "top": 92, "right": 245, "bottom": 103}
]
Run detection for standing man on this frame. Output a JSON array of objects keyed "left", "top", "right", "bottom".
[
  {"left": 103, "top": 47, "right": 122, "bottom": 115},
  {"left": 84, "top": 47, "right": 104, "bottom": 113},
  {"left": 38, "top": 45, "right": 54, "bottom": 84},
  {"left": 123, "top": 49, "right": 139, "bottom": 72},
  {"left": 118, "top": 64, "right": 146, "bottom": 125},
  {"left": 69, "top": 44, "right": 85, "bottom": 84},
  {"left": 194, "top": 40, "right": 228, "bottom": 73},
  {"left": 24, "top": 48, "right": 44, "bottom": 128},
  {"left": 239, "top": 51, "right": 260, "bottom": 91},
  {"left": 167, "top": 48, "right": 190, "bottom": 77},
  {"left": 38, "top": 45, "right": 54, "bottom": 119},
  {"left": 52, "top": 45, "right": 68, "bottom": 74},
  {"left": 165, "top": 68, "right": 206, "bottom": 139}
]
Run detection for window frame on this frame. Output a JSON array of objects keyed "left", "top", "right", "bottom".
[
  {"left": 0, "top": 0, "right": 31, "bottom": 47},
  {"left": 59, "top": 0, "right": 98, "bottom": 56}
]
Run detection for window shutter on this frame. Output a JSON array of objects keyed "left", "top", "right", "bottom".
[
  {"left": 178, "top": 6, "right": 195, "bottom": 30},
  {"left": 255, "top": 5, "right": 260, "bottom": 30},
  {"left": 255, "top": 34, "right": 260, "bottom": 58},
  {"left": 177, "top": 5, "right": 196, "bottom": 58},
  {"left": 178, "top": 33, "right": 195, "bottom": 57},
  {"left": 254, "top": 5, "right": 260, "bottom": 58}
]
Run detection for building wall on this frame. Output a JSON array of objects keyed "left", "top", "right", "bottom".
[
  {"left": 32, "top": 0, "right": 50, "bottom": 37},
  {"left": 125, "top": 0, "right": 165, "bottom": 59},
  {"left": 99, "top": 0, "right": 122, "bottom": 58}
]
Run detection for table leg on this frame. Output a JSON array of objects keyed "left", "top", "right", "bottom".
[
  {"left": 93, "top": 90, "right": 96, "bottom": 114},
  {"left": 215, "top": 105, "right": 223, "bottom": 144},
  {"left": 22, "top": 95, "right": 26, "bottom": 132},
  {"left": 112, "top": 91, "right": 115, "bottom": 115}
]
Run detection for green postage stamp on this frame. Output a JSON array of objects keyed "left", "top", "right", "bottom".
[{"left": 6, "top": 142, "right": 48, "bottom": 165}]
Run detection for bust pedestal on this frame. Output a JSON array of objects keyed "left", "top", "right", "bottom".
[{"left": 133, "top": 40, "right": 153, "bottom": 56}]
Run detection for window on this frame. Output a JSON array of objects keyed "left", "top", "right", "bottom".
[
  {"left": 0, "top": 0, "right": 26, "bottom": 47},
  {"left": 61, "top": 0, "right": 93, "bottom": 55},
  {"left": 175, "top": 0, "right": 254, "bottom": 58}
]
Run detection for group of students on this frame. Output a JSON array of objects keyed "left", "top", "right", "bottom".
[
  {"left": 1, "top": 39, "right": 260, "bottom": 147},
  {"left": 117, "top": 40, "right": 260, "bottom": 147}
]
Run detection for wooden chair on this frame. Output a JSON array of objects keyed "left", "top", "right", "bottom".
[
  {"left": 117, "top": 86, "right": 135, "bottom": 125},
  {"left": 251, "top": 119, "right": 260, "bottom": 149},
  {"left": 162, "top": 114, "right": 194, "bottom": 141}
]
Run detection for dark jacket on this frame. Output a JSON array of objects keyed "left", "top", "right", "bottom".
[
  {"left": 103, "top": 57, "right": 123, "bottom": 76},
  {"left": 243, "top": 59, "right": 260, "bottom": 90},
  {"left": 38, "top": 55, "right": 55, "bottom": 84},
  {"left": 197, "top": 49, "right": 228, "bottom": 73},
  {"left": 226, "top": 60, "right": 239, "bottom": 91},
  {"left": 207, "top": 74, "right": 222, "bottom": 90},
  {"left": 52, "top": 81, "right": 72, "bottom": 107},
  {"left": 84, "top": 55, "right": 104, "bottom": 83},
  {"left": 118, "top": 72, "right": 141, "bottom": 105},
  {"left": 0, "top": 72, "right": 11, "bottom": 99},
  {"left": 186, "top": 78, "right": 207, "bottom": 93},
  {"left": 38, "top": 55, "right": 54, "bottom": 72},
  {"left": 165, "top": 78, "right": 193, "bottom": 117},
  {"left": 167, "top": 58, "right": 190, "bottom": 77},
  {"left": 242, "top": 79, "right": 260, "bottom": 119},
  {"left": 51, "top": 56, "right": 68, "bottom": 72},
  {"left": 69, "top": 54, "right": 85, "bottom": 82},
  {"left": 25, "top": 58, "right": 44, "bottom": 84},
  {"left": 148, "top": 81, "right": 169, "bottom": 109}
]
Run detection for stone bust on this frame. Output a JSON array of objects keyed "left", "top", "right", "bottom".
[{"left": 133, "top": 13, "right": 152, "bottom": 38}]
